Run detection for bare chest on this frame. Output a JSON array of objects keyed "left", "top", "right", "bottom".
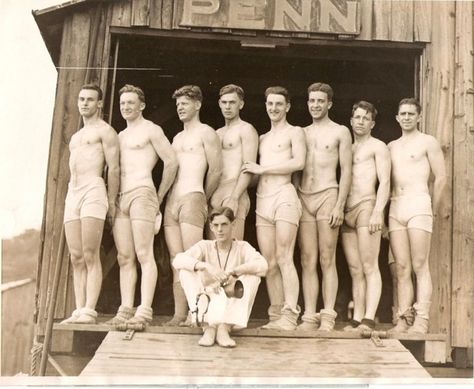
[
  {"left": 305, "top": 131, "right": 339, "bottom": 154},
  {"left": 260, "top": 132, "right": 292, "bottom": 154}
]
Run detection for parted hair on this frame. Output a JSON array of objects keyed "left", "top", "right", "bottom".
[
  {"left": 265, "top": 86, "right": 290, "bottom": 103},
  {"left": 219, "top": 84, "right": 245, "bottom": 100},
  {"left": 119, "top": 84, "right": 146, "bottom": 103},
  {"left": 307, "top": 82, "right": 334, "bottom": 101},
  {"left": 80, "top": 84, "right": 103, "bottom": 101},
  {"left": 172, "top": 85, "right": 203, "bottom": 102},
  {"left": 398, "top": 98, "right": 421, "bottom": 114},
  {"left": 209, "top": 207, "right": 236, "bottom": 223},
  {"left": 352, "top": 100, "right": 378, "bottom": 120}
]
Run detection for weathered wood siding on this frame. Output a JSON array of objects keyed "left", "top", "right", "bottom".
[
  {"left": 112, "top": 0, "right": 431, "bottom": 42},
  {"left": 452, "top": 0, "right": 474, "bottom": 350}
]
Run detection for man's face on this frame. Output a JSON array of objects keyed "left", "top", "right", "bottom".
[
  {"left": 265, "top": 93, "right": 290, "bottom": 122},
  {"left": 176, "top": 96, "right": 200, "bottom": 123},
  {"left": 307, "top": 91, "right": 332, "bottom": 120},
  {"left": 396, "top": 104, "right": 420, "bottom": 131},
  {"left": 210, "top": 214, "right": 234, "bottom": 243},
  {"left": 219, "top": 92, "right": 243, "bottom": 121},
  {"left": 120, "top": 92, "right": 145, "bottom": 121},
  {"left": 351, "top": 107, "right": 375, "bottom": 137},
  {"left": 77, "top": 89, "right": 101, "bottom": 118}
]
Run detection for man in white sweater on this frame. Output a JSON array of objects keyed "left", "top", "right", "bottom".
[{"left": 173, "top": 207, "right": 268, "bottom": 348}]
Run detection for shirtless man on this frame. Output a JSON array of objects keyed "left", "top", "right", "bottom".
[
  {"left": 242, "top": 86, "right": 306, "bottom": 330},
  {"left": 108, "top": 84, "right": 178, "bottom": 325},
  {"left": 388, "top": 98, "right": 446, "bottom": 333},
  {"left": 61, "top": 84, "right": 119, "bottom": 324},
  {"left": 296, "top": 82, "right": 352, "bottom": 331},
  {"left": 341, "top": 101, "right": 391, "bottom": 332},
  {"left": 163, "top": 85, "right": 222, "bottom": 326},
  {"left": 208, "top": 84, "right": 258, "bottom": 240}
]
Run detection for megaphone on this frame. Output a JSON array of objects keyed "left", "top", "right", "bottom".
[{"left": 221, "top": 276, "right": 244, "bottom": 299}]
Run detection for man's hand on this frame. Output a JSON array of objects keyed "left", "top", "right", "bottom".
[
  {"left": 222, "top": 197, "right": 239, "bottom": 216},
  {"left": 241, "top": 161, "right": 264, "bottom": 175},
  {"left": 368, "top": 210, "right": 383, "bottom": 234},
  {"left": 200, "top": 263, "right": 228, "bottom": 284},
  {"left": 328, "top": 206, "right": 344, "bottom": 228}
]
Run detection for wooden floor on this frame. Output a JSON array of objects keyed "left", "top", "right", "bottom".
[{"left": 80, "top": 331, "right": 431, "bottom": 379}]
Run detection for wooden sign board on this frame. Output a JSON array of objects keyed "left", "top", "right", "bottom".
[{"left": 177, "top": 0, "right": 360, "bottom": 35}]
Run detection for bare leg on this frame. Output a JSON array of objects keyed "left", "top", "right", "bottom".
[
  {"left": 275, "top": 220, "right": 299, "bottom": 309},
  {"left": 113, "top": 217, "right": 137, "bottom": 308},
  {"left": 298, "top": 222, "right": 319, "bottom": 315},
  {"left": 357, "top": 227, "right": 382, "bottom": 320},
  {"left": 64, "top": 220, "right": 86, "bottom": 311},
  {"left": 317, "top": 220, "right": 339, "bottom": 310},
  {"left": 408, "top": 229, "right": 432, "bottom": 304},
  {"left": 80, "top": 217, "right": 105, "bottom": 310},
  {"left": 256, "top": 225, "right": 284, "bottom": 306},
  {"left": 342, "top": 229, "right": 365, "bottom": 322},
  {"left": 390, "top": 230, "right": 413, "bottom": 314},
  {"left": 131, "top": 219, "right": 157, "bottom": 308},
  {"left": 232, "top": 218, "right": 246, "bottom": 241}
]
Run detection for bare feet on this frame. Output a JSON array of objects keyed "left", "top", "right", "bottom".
[
  {"left": 216, "top": 323, "right": 236, "bottom": 348},
  {"left": 198, "top": 326, "right": 216, "bottom": 347}
]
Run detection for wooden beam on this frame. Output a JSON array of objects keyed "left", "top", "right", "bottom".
[
  {"left": 372, "top": 0, "right": 391, "bottom": 40},
  {"left": 414, "top": 0, "right": 432, "bottom": 42},
  {"left": 149, "top": 0, "right": 163, "bottom": 29},
  {"left": 452, "top": 0, "right": 474, "bottom": 350},
  {"left": 391, "top": 0, "right": 414, "bottom": 42},
  {"left": 420, "top": 1, "right": 455, "bottom": 359}
]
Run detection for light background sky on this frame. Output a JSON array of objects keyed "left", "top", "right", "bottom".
[{"left": 0, "top": 0, "right": 63, "bottom": 238}]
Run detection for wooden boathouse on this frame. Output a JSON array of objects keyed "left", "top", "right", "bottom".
[{"left": 32, "top": 0, "right": 473, "bottom": 376}]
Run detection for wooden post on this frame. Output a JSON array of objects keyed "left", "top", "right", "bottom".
[
  {"left": 452, "top": 0, "right": 474, "bottom": 360},
  {"left": 420, "top": 1, "right": 456, "bottom": 361}
]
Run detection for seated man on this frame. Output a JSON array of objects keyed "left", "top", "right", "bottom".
[{"left": 173, "top": 207, "right": 268, "bottom": 348}]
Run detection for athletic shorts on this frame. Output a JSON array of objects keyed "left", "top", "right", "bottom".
[
  {"left": 388, "top": 193, "right": 433, "bottom": 233},
  {"left": 341, "top": 199, "right": 376, "bottom": 232},
  {"left": 115, "top": 186, "right": 159, "bottom": 223},
  {"left": 210, "top": 179, "right": 250, "bottom": 221},
  {"left": 163, "top": 191, "right": 208, "bottom": 228},
  {"left": 256, "top": 184, "right": 302, "bottom": 227},
  {"left": 64, "top": 177, "right": 108, "bottom": 223},
  {"left": 299, "top": 187, "right": 338, "bottom": 223}
]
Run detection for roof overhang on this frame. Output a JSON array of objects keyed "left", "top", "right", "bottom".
[{"left": 33, "top": 0, "right": 110, "bottom": 66}]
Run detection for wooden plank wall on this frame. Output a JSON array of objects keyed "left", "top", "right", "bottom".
[
  {"left": 36, "top": 5, "right": 112, "bottom": 335},
  {"left": 452, "top": 0, "right": 474, "bottom": 350},
  {"left": 420, "top": 1, "right": 455, "bottom": 351},
  {"left": 111, "top": 0, "right": 431, "bottom": 43}
]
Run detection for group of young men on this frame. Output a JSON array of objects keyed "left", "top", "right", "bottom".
[{"left": 61, "top": 80, "right": 446, "bottom": 345}]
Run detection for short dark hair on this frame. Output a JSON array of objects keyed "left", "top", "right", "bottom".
[
  {"left": 352, "top": 100, "right": 378, "bottom": 120},
  {"left": 80, "top": 84, "right": 103, "bottom": 100},
  {"left": 172, "top": 85, "right": 203, "bottom": 102},
  {"left": 398, "top": 98, "right": 421, "bottom": 114},
  {"left": 265, "top": 86, "right": 290, "bottom": 103},
  {"left": 219, "top": 84, "right": 244, "bottom": 100},
  {"left": 119, "top": 84, "right": 146, "bottom": 103},
  {"left": 209, "top": 207, "right": 235, "bottom": 223},
  {"left": 307, "top": 82, "right": 334, "bottom": 101}
]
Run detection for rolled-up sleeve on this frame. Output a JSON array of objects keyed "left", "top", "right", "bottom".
[{"left": 172, "top": 242, "right": 205, "bottom": 271}]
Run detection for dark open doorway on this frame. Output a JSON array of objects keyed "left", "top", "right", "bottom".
[{"left": 100, "top": 32, "right": 420, "bottom": 322}]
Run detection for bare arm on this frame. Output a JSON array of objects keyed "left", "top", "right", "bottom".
[
  {"left": 101, "top": 125, "right": 120, "bottom": 222},
  {"left": 369, "top": 143, "right": 391, "bottom": 233},
  {"left": 329, "top": 127, "right": 352, "bottom": 227},
  {"left": 150, "top": 125, "right": 178, "bottom": 206},
  {"left": 427, "top": 136, "right": 447, "bottom": 215},
  {"left": 203, "top": 127, "right": 223, "bottom": 201},
  {"left": 242, "top": 127, "right": 306, "bottom": 175},
  {"left": 224, "top": 124, "right": 259, "bottom": 213}
]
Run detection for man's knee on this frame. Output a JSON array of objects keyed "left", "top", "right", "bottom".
[
  {"left": 82, "top": 247, "right": 99, "bottom": 267},
  {"left": 360, "top": 255, "right": 379, "bottom": 276},
  {"left": 411, "top": 257, "right": 429, "bottom": 275},
  {"left": 69, "top": 251, "right": 84, "bottom": 268},
  {"left": 396, "top": 262, "right": 411, "bottom": 280},
  {"left": 135, "top": 245, "right": 154, "bottom": 264},
  {"left": 319, "top": 249, "right": 336, "bottom": 271},
  {"left": 117, "top": 252, "right": 135, "bottom": 268},
  {"left": 348, "top": 262, "right": 364, "bottom": 279}
]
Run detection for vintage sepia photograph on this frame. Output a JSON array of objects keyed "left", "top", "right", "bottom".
[{"left": 1, "top": 0, "right": 473, "bottom": 386}]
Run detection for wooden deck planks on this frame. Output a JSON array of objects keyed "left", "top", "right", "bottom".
[{"left": 81, "top": 332, "right": 430, "bottom": 378}]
